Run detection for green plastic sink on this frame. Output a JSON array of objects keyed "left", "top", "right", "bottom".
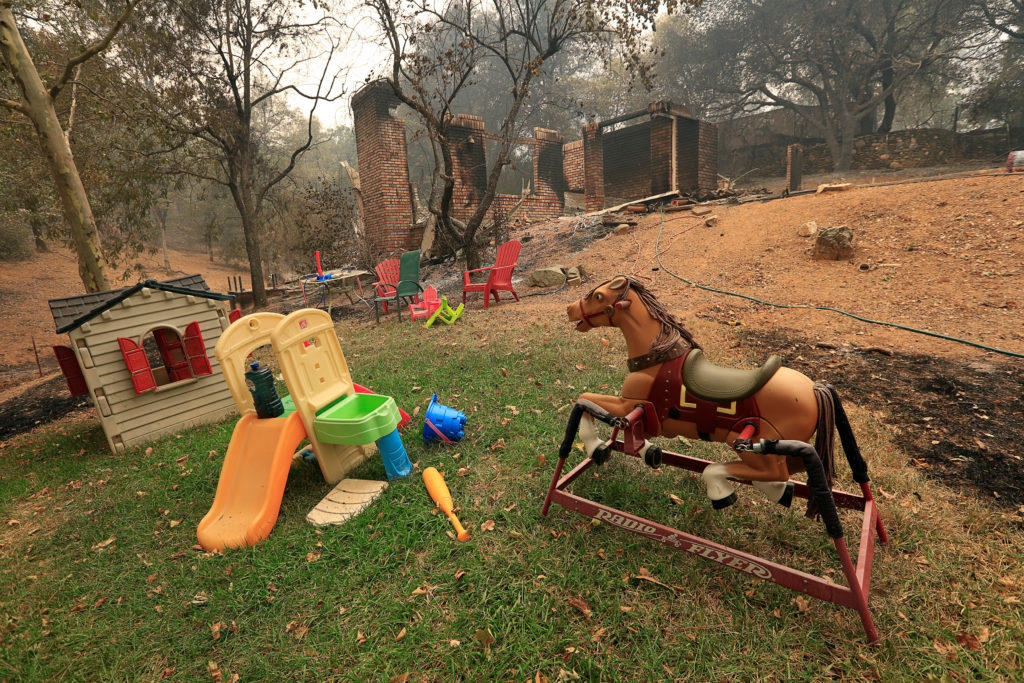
[{"left": 313, "top": 392, "right": 401, "bottom": 445}]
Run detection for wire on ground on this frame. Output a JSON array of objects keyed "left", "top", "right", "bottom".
[{"left": 653, "top": 208, "right": 1024, "bottom": 359}]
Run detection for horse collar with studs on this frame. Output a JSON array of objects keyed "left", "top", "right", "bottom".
[{"left": 627, "top": 341, "right": 689, "bottom": 373}]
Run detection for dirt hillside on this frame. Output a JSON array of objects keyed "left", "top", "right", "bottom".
[{"left": 0, "top": 246, "right": 247, "bottom": 389}]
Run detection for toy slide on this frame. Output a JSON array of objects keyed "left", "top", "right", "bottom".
[{"left": 197, "top": 411, "right": 306, "bottom": 552}]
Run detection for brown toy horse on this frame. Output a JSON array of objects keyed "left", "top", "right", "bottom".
[{"left": 566, "top": 275, "right": 846, "bottom": 509}]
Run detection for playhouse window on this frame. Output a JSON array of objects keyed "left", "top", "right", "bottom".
[{"left": 118, "top": 322, "right": 212, "bottom": 394}]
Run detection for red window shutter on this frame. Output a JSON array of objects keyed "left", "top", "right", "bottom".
[
  {"left": 117, "top": 337, "right": 157, "bottom": 393},
  {"left": 153, "top": 328, "right": 192, "bottom": 382},
  {"left": 182, "top": 322, "right": 213, "bottom": 376},
  {"left": 52, "top": 345, "right": 89, "bottom": 396},
  {"left": 228, "top": 308, "right": 242, "bottom": 323}
]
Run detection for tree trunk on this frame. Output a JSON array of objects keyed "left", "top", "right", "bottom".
[
  {"left": 463, "top": 242, "right": 482, "bottom": 272},
  {"left": 161, "top": 223, "right": 171, "bottom": 270},
  {"left": 877, "top": 64, "right": 896, "bottom": 133},
  {"left": 29, "top": 218, "right": 48, "bottom": 252},
  {"left": 834, "top": 119, "right": 857, "bottom": 171},
  {"left": 228, "top": 179, "right": 267, "bottom": 307},
  {"left": 0, "top": 8, "right": 109, "bottom": 292}
]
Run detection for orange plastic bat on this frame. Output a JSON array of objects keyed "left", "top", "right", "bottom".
[{"left": 423, "top": 467, "right": 469, "bottom": 541}]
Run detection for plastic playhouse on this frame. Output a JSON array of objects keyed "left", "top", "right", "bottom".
[{"left": 197, "top": 308, "right": 411, "bottom": 551}]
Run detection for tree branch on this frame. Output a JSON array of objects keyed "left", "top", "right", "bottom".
[{"left": 48, "top": 0, "right": 146, "bottom": 100}]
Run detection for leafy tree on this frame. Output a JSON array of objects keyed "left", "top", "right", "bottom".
[
  {"left": 124, "top": 0, "right": 347, "bottom": 306},
  {"left": 1, "top": 0, "right": 146, "bottom": 291}
]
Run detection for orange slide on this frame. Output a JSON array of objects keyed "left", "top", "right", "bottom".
[{"left": 197, "top": 411, "right": 307, "bottom": 551}]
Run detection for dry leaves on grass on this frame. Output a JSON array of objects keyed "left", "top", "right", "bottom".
[
  {"left": 389, "top": 675, "right": 409, "bottom": 683},
  {"left": 396, "top": 627, "right": 407, "bottom": 640},
  {"left": 567, "top": 596, "right": 592, "bottom": 620},
  {"left": 480, "top": 520, "right": 495, "bottom": 532},
  {"left": 92, "top": 537, "right": 115, "bottom": 550},
  {"left": 955, "top": 632, "right": 982, "bottom": 651},
  {"left": 285, "top": 620, "right": 308, "bottom": 641},
  {"left": 357, "top": 630, "right": 367, "bottom": 645},
  {"left": 491, "top": 438, "right": 506, "bottom": 451},
  {"left": 792, "top": 596, "right": 811, "bottom": 613},
  {"left": 668, "top": 494, "right": 685, "bottom": 506},
  {"left": 306, "top": 551, "right": 321, "bottom": 563},
  {"left": 207, "top": 661, "right": 222, "bottom": 682}
]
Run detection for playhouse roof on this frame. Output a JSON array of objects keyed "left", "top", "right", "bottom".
[{"left": 49, "top": 274, "right": 234, "bottom": 334}]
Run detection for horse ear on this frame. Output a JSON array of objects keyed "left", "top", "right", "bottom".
[{"left": 608, "top": 276, "right": 628, "bottom": 290}]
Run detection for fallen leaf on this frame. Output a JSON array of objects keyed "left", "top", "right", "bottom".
[
  {"left": 534, "top": 673, "right": 550, "bottom": 683},
  {"left": 537, "top": 454, "right": 547, "bottom": 466},
  {"left": 457, "top": 467, "right": 471, "bottom": 476},
  {"left": 211, "top": 621, "right": 227, "bottom": 640},
  {"left": 590, "top": 627, "right": 608, "bottom": 642},
  {"left": 567, "top": 596, "right": 592, "bottom": 620},
  {"left": 413, "top": 406, "right": 421, "bottom": 416},
  {"left": 491, "top": 439, "right": 506, "bottom": 451},
  {"left": 454, "top": 569, "right": 466, "bottom": 580},
  {"left": 668, "top": 493, "right": 685, "bottom": 506},
  {"left": 160, "top": 667, "right": 174, "bottom": 679},
  {"left": 145, "top": 447, "right": 154, "bottom": 456},
  {"left": 191, "top": 591, "right": 209, "bottom": 606},
  {"left": 978, "top": 626, "right": 991, "bottom": 643},
  {"left": 389, "top": 675, "right": 409, "bottom": 683},
  {"left": 792, "top": 596, "right": 811, "bottom": 612},
  {"left": 501, "top": 367, "right": 509, "bottom": 377},
  {"left": 933, "top": 638, "right": 956, "bottom": 656},
  {"left": 176, "top": 455, "right": 189, "bottom": 465},
  {"left": 449, "top": 639, "right": 461, "bottom": 647},
  {"left": 956, "top": 632, "right": 981, "bottom": 650},
  {"left": 93, "top": 597, "right": 106, "bottom": 609},
  {"left": 92, "top": 537, "right": 116, "bottom": 550},
  {"left": 474, "top": 627, "right": 495, "bottom": 652},
  {"left": 356, "top": 630, "right": 367, "bottom": 645},
  {"left": 628, "top": 567, "right": 674, "bottom": 591},
  {"left": 168, "top": 519, "right": 181, "bottom": 528},
  {"left": 619, "top": 605, "right": 633, "bottom": 613},
  {"left": 207, "top": 660, "right": 222, "bottom": 682},
  {"left": 480, "top": 520, "right": 495, "bottom": 532},
  {"left": 306, "top": 551, "right": 321, "bottom": 563}
]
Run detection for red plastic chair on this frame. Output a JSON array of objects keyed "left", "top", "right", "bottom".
[
  {"left": 408, "top": 286, "right": 441, "bottom": 321},
  {"left": 373, "top": 258, "right": 400, "bottom": 315},
  {"left": 462, "top": 240, "right": 521, "bottom": 308}
]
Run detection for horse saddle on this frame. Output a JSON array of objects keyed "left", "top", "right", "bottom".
[{"left": 682, "top": 349, "right": 782, "bottom": 402}]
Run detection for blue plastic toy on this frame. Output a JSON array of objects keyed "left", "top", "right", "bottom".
[{"left": 422, "top": 394, "right": 467, "bottom": 444}]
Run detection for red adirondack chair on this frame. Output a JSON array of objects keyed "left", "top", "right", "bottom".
[
  {"left": 408, "top": 286, "right": 441, "bottom": 321},
  {"left": 462, "top": 240, "right": 521, "bottom": 308},
  {"left": 373, "top": 257, "right": 400, "bottom": 314}
]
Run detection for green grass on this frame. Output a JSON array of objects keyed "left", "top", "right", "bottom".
[{"left": 2, "top": 312, "right": 1022, "bottom": 680}]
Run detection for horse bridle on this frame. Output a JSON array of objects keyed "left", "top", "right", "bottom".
[{"left": 578, "top": 277, "right": 632, "bottom": 327}]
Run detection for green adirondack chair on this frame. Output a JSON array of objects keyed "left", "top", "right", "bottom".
[{"left": 374, "top": 249, "right": 424, "bottom": 323}]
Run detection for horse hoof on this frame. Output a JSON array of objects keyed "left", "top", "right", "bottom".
[
  {"left": 592, "top": 444, "right": 611, "bottom": 466},
  {"left": 778, "top": 482, "right": 795, "bottom": 508},
  {"left": 644, "top": 446, "right": 663, "bottom": 469},
  {"left": 711, "top": 492, "right": 738, "bottom": 510}
]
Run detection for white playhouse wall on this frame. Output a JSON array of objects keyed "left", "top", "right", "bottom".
[{"left": 67, "top": 289, "right": 237, "bottom": 453}]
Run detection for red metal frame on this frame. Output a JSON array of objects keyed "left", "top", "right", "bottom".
[{"left": 542, "top": 407, "right": 889, "bottom": 643}]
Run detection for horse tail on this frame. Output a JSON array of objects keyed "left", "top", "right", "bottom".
[
  {"left": 808, "top": 383, "right": 837, "bottom": 518},
  {"left": 825, "top": 384, "right": 871, "bottom": 486}
]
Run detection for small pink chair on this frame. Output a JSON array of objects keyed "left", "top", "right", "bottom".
[
  {"left": 408, "top": 286, "right": 441, "bottom": 321},
  {"left": 462, "top": 240, "right": 521, "bottom": 308}
]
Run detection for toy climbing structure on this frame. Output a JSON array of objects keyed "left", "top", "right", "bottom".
[{"left": 198, "top": 309, "right": 400, "bottom": 551}]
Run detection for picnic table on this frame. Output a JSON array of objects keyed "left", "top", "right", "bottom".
[{"left": 300, "top": 269, "right": 372, "bottom": 311}]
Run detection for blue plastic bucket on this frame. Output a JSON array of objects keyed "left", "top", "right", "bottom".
[
  {"left": 376, "top": 429, "right": 411, "bottom": 479},
  {"left": 422, "top": 394, "right": 467, "bottom": 444}
]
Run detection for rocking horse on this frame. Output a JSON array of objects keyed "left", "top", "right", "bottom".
[{"left": 541, "top": 275, "right": 890, "bottom": 642}]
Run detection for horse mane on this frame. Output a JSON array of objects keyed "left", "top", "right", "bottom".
[{"left": 589, "top": 275, "right": 701, "bottom": 354}]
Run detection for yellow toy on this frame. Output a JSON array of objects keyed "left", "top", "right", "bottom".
[{"left": 198, "top": 309, "right": 404, "bottom": 551}]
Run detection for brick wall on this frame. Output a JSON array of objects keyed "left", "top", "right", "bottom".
[
  {"left": 582, "top": 123, "right": 604, "bottom": 211},
  {"left": 563, "top": 139, "right": 584, "bottom": 192},
  {"left": 697, "top": 121, "right": 719, "bottom": 191},
  {"left": 448, "top": 114, "right": 487, "bottom": 222},
  {"left": 351, "top": 81, "right": 420, "bottom": 259},
  {"left": 649, "top": 117, "right": 673, "bottom": 195},
  {"left": 676, "top": 118, "right": 699, "bottom": 192},
  {"left": 602, "top": 121, "right": 651, "bottom": 202},
  {"left": 786, "top": 143, "right": 803, "bottom": 191}
]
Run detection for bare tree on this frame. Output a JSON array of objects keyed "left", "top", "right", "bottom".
[
  {"left": 127, "top": 0, "right": 346, "bottom": 306},
  {"left": 363, "top": 0, "right": 688, "bottom": 270},
  {"left": 0, "top": 0, "right": 145, "bottom": 291}
]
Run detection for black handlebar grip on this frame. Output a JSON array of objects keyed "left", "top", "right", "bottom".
[
  {"left": 827, "top": 385, "right": 869, "bottom": 484},
  {"left": 763, "top": 439, "right": 844, "bottom": 539}
]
